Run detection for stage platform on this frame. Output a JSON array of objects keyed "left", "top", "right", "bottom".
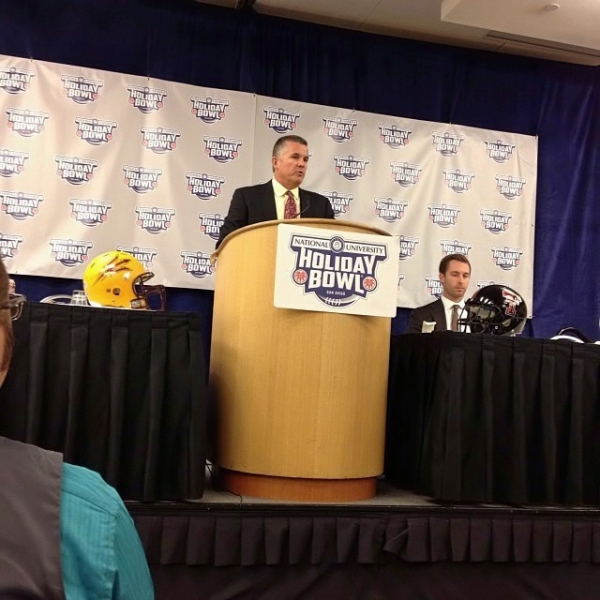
[{"left": 127, "top": 466, "right": 600, "bottom": 600}]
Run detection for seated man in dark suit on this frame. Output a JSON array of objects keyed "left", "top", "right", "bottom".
[
  {"left": 405, "top": 253, "right": 471, "bottom": 333},
  {"left": 216, "top": 134, "right": 335, "bottom": 247}
]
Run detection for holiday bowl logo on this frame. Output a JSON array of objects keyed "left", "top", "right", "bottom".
[
  {"left": 117, "top": 246, "right": 157, "bottom": 268},
  {"left": 480, "top": 209, "right": 511, "bottom": 234},
  {"left": 320, "top": 191, "right": 353, "bottom": 216},
  {"left": 398, "top": 235, "right": 419, "bottom": 260},
  {"left": 123, "top": 165, "right": 162, "bottom": 194},
  {"left": 334, "top": 155, "right": 368, "bottom": 181},
  {"left": 441, "top": 239, "right": 472, "bottom": 257},
  {"left": 199, "top": 213, "right": 224, "bottom": 241},
  {"left": 75, "top": 118, "right": 117, "bottom": 146},
  {"left": 6, "top": 108, "right": 49, "bottom": 137},
  {"left": 61, "top": 75, "right": 103, "bottom": 104},
  {"left": 70, "top": 199, "right": 112, "bottom": 227},
  {"left": 374, "top": 197, "right": 407, "bottom": 223},
  {"left": 0, "top": 67, "right": 35, "bottom": 94},
  {"left": 141, "top": 127, "right": 181, "bottom": 154},
  {"left": 50, "top": 238, "right": 93, "bottom": 267},
  {"left": 56, "top": 156, "right": 98, "bottom": 185},
  {"left": 492, "top": 246, "right": 522, "bottom": 271},
  {"left": 181, "top": 251, "right": 214, "bottom": 278},
  {"left": 186, "top": 172, "right": 225, "bottom": 200},
  {"left": 485, "top": 140, "right": 515, "bottom": 163},
  {"left": 428, "top": 203, "right": 460, "bottom": 228},
  {"left": 432, "top": 131, "right": 464, "bottom": 156},
  {"left": 191, "top": 97, "right": 230, "bottom": 123},
  {"left": 425, "top": 276, "right": 443, "bottom": 298},
  {"left": 0, "top": 150, "right": 29, "bottom": 177},
  {"left": 135, "top": 206, "right": 175, "bottom": 234},
  {"left": 0, "top": 233, "right": 23, "bottom": 259},
  {"left": 127, "top": 86, "right": 167, "bottom": 113},
  {"left": 496, "top": 175, "right": 526, "bottom": 199},
  {"left": 323, "top": 116, "right": 357, "bottom": 143},
  {"left": 263, "top": 106, "right": 300, "bottom": 133},
  {"left": 443, "top": 169, "right": 475, "bottom": 193},
  {"left": 390, "top": 161, "right": 422, "bottom": 188},
  {"left": 379, "top": 124, "right": 412, "bottom": 149},
  {"left": 289, "top": 233, "right": 387, "bottom": 308},
  {"left": 1, "top": 192, "right": 43, "bottom": 220},
  {"left": 204, "top": 136, "right": 242, "bottom": 163},
  {"left": 476, "top": 279, "right": 503, "bottom": 289}
]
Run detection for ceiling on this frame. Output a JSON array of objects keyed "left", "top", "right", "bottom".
[{"left": 197, "top": 0, "right": 600, "bottom": 66}]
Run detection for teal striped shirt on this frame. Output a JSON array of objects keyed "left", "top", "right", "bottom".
[{"left": 60, "top": 463, "right": 154, "bottom": 600}]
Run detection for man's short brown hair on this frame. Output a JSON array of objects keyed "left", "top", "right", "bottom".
[
  {"left": 272, "top": 135, "right": 308, "bottom": 159},
  {"left": 439, "top": 253, "right": 471, "bottom": 275}
]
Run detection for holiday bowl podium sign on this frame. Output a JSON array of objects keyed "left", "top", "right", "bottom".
[{"left": 274, "top": 223, "right": 399, "bottom": 317}]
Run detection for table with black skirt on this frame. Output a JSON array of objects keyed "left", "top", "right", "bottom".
[
  {"left": 385, "top": 332, "right": 600, "bottom": 506},
  {"left": 0, "top": 302, "right": 206, "bottom": 501}
]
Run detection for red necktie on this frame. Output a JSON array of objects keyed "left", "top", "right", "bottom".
[{"left": 284, "top": 190, "right": 298, "bottom": 219}]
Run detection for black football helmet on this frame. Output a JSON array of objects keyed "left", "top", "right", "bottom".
[{"left": 459, "top": 284, "right": 527, "bottom": 335}]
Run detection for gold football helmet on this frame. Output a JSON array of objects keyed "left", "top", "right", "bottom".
[{"left": 83, "top": 250, "right": 165, "bottom": 310}]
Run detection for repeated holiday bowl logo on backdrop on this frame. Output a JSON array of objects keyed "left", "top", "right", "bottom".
[
  {"left": 6, "top": 108, "right": 48, "bottom": 137},
  {"left": 390, "top": 161, "right": 422, "bottom": 187},
  {"left": 492, "top": 246, "right": 523, "bottom": 271},
  {"left": 428, "top": 203, "right": 460, "bottom": 228},
  {"left": 425, "top": 276, "right": 443, "bottom": 298},
  {"left": 334, "top": 155, "right": 368, "bottom": 180},
  {"left": 0, "top": 233, "right": 23, "bottom": 259},
  {"left": 1, "top": 192, "right": 43, "bottom": 220},
  {"left": 127, "top": 86, "right": 167, "bottom": 113},
  {"left": 61, "top": 75, "right": 103, "bottom": 104},
  {"left": 199, "top": 213, "right": 224, "bottom": 241},
  {"left": 0, "top": 149, "right": 29, "bottom": 177},
  {"left": 191, "top": 97, "right": 230, "bottom": 123},
  {"left": 398, "top": 235, "right": 419, "bottom": 260},
  {"left": 135, "top": 207, "right": 175, "bottom": 234},
  {"left": 289, "top": 233, "right": 387, "bottom": 308},
  {"left": 485, "top": 139, "right": 515, "bottom": 163},
  {"left": 70, "top": 199, "right": 112, "bottom": 227},
  {"left": 180, "top": 251, "right": 214, "bottom": 278},
  {"left": 123, "top": 165, "right": 162, "bottom": 193},
  {"left": 323, "top": 116, "right": 357, "bottom": 143},
  {"left": 379, "top": 124, "right": 412, "bottom": 149},
  {"left": 374, "top": 197, "right": 407, "bottom": 223},
  {"left": 319, "top": 191, "right": 353, "bottom": 216},
  {"left": 432, "top": 131, "right": 464, "bottom": 156},
  {"left": 443, "top": 169, "right": 475, "bottom": 193},
  {"left": 186, "top": 172, "right": 225, "bottom": 200},
  {"left": 495, "top": 175, "right": 526, "bottom": 199},
  {"left": 141, "top": 127, "right": 180, "bottom": 154},
  {"left": 263, "top": 106, "right": 300, "bottom": 133},
  {"left": 56, "top": 156, "right": 98, "bottom": 185},
  {"left": 49, "top": 239, "right": 93, "bottom": 267},
  {"left": 75, "top": 118, "right": 117, "bottom": 146},
  {"left": 480, "top": 209, "right": 512, "bottom": 234},
  {"left": 0, "top": 67, "right": 35, "bottom": 94},
  {"left": 203, "top": 137, "right": 242, "bottom": 163},
  {"left": 441, "top": 239, "right": 472, "bottom": 257}
]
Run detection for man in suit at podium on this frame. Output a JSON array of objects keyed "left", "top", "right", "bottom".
[
  {"left": 405, "top": 253, "right": 471, "bottom": 333},
  {"left": 216, "top": 134, "right": 335, "bottom": 247}
]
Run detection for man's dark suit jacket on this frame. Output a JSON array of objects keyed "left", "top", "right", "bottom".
[
  {"left": 216, "top": 181, "right": 335, "bottom": 247},
  {"left": 405, "top": 298, "right": 447, "bottom": 333}
]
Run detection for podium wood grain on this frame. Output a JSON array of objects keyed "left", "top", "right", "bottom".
[{"left": 210, "top": 219, "right": 391, "bottom": 501}]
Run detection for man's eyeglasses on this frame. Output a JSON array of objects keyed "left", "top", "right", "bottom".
[{"left": 0, "top": 293, "right": 26, "bottom": 321}]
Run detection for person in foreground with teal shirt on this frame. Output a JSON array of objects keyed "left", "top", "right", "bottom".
[{"left": 0, "top": 260, "right": 154, "bottom": 600}]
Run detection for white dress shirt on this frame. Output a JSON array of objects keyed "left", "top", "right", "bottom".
[{"left": 272, "top": 178, "right": 300, "bottom": 219}]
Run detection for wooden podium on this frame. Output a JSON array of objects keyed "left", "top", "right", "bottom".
[{"left": 210, "top": 219, "right": 392, "bottom": 502}]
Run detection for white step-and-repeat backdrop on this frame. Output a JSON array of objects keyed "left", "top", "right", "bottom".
[{"left": 0, "top": 55, "right": 537, "bottom": 310}]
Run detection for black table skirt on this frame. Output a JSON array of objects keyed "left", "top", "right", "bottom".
[
  {"left": 385, "top": 333, "right": 600, "bottom": 506},
  {"left": 0, "top": 302, "right": 206, "bottom": 501}
]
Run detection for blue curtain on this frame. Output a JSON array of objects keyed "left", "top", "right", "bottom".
[{"left": 2, "top": 0, "right": 599, "bottom": 341}]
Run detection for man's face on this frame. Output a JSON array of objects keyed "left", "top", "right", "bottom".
[
  {"left": 439, "top": 259, "right": 471, "bottom": 302},
  {"left": 272, "top": 141, "right": 309, "bottom": 189}
]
